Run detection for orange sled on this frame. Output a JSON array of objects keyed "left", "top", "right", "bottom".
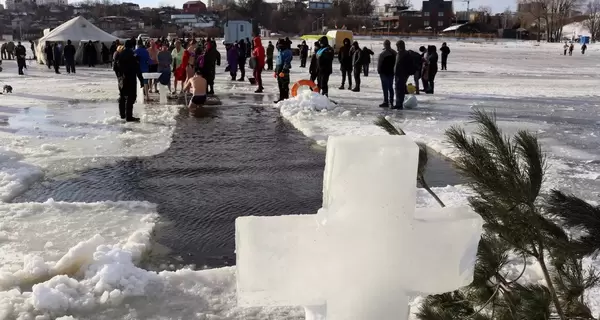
[{"left": 291, "top": 80, "right": 320, "bottom": 97}]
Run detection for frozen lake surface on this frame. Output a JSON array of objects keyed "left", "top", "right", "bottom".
[{"left": 0, "top": 38, "right": 598, "bottom": 318}]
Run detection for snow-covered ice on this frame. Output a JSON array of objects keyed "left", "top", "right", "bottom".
[{"left": 0, "top": 38, "right": 597, "bottom": 319}]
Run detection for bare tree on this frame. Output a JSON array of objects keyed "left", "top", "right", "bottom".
[
  {"left": 519, "top": 0, "right": 583, "bottom": 41},
  {"left": 583, "top": 0, "right": 600, "bottom": 41},
  {"left": 477, "top": 5, "right": 492, "bottom": 14},
  {"left": 391, "top": 0, "right": 412, "bottom": 8}
]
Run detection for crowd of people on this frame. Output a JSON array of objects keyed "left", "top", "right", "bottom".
[{"left": 563, "top": 42, "right": 587, "bottom": 55}]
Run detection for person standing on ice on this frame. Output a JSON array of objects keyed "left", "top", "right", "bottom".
[
  {"left": 86, "top": 41, "right": 98, "bottom": 67},
  {"left": 338, "top": 38, "right": 353, "bottom": 90},
  {"left": 316, "top": 36, "right": 334, "bottom": 97},
  {"left": 569, "top": 43, "right": 574, "bottom": 56},
  {"left": 15, "top": 42, "right": 26, "bottom": 76},
  {"left": 226, "top": 43, "right": 239, "bottom": 81},
  {"left": 350, "top": 41, "right": 362, "bottom": 92},
  {"left": 147, "top": 40, "right": 159, "bottom": 93},
  {"left": 157, "top": 44, "right": 173, "bottom": 93},
  {"left": 52, "top": 43, "right": 62, "bottom": 74},
  {"left": 172, "top": 41, "right": 185, "bottom": 94},
  {"left": 44, "top": 42, "right": 54, "bottom": 70},
  {"left": 114, "top": 39, "right": 144, "bottom": 122},
  {"left": 563, "top": 42, "right": 568, "bottom": 56},
  {"left": 202, "top": 40, "right": 219, "bottom": 95},
  {"left": 30, "top": 40, "right": 36, "bottom": 60},
  {"left": 109, "top": 41, "right": 118, "bottom": 67},
  {"left": 361, "top": 46, "right": 374, "bottom": 77},
  {"left": 582, "top": 43, "right": 587, "bottom": 54},
  {"left": 298, "top": 40, "right": 309, "bottom": 68},
  {"left": 64, "top": 40, "right": 76, "bottom": 74},
  {"left": 309, "top": 41, "right": 321, "bottom": 82},
  {"left": 266, "top": 41, "right": 274, "bottom": 71},
  {"left": 252, "top": 36, "right": 266, "bottom": 93},
  {"left": 274, "top": 39, "right": 293, "bottom": 103},
  {"left": 6, "top": 41, "right": 15, "bottom": 60},
  {"left": 407, "top": 48, "right": 423, "bottom": 94},
  {"left": 423, "top": 45, "right": 438, "bottom": 94},
  {"left": 440, "top": 42, "right": 450, "bottom": 70},
  {"left": 134, "top": 40, "right": 151, "bottom": 100},
  {"left": 393, "top": 40, "right": 414, "bottom": 110},
  {"left": 0, "top": 43, "right": 6, "bottom": 60},
  {"left": 377, "top": 40, "right": 396, "bottom": 108},
  {"left": 237, "top": 40, "right": 247, "bottom": 82}
]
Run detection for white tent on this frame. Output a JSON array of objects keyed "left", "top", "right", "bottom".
[{"left": 36, "top": 16, "right": 121, "bottom": 65}]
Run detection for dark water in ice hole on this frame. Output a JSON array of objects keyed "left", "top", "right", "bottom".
[{"left": 14, "top": 94, "right": 463, "bottom": 269}]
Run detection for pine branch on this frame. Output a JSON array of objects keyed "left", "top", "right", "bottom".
[
  {"left": 374, "top": 116, "right": 405, "bottom": 135},
  {"left": 547, "top": 190, "right": 600, "bottom": 257},
  {"left": 373, "top": 117, "right": 445, "bottom": 208}
]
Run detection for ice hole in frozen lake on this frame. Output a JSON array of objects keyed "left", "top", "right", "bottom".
[{"left": 14, "top": 101, "right": 463, "bottom": 270}]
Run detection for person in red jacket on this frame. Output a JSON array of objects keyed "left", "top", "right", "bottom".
[{"left": 252, "top": 36, "right": 265, "bottom": 93}]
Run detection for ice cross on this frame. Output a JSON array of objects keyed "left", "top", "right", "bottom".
[{"left": 235, "top": 135, "right": 483, "bottom": 320}]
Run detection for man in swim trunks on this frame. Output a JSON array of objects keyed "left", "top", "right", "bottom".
[{"left": 183, "top": 69, "right": 207, "bottom": 114}]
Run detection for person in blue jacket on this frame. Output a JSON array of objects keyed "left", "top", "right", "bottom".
[
  {"left": 274, "top": 38, "right": 293, "bottom": 103},
  {"left": 134, "top": 39, "right": 151, "bottom": 100}
]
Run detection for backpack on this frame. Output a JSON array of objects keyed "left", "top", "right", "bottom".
[{"left": 406, "top": 50, "right": 421, "bottom": 75}]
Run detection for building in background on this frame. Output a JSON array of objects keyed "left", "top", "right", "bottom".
[
  {"left": 183, "top": 0, "right": 207, "bottom": 14},
  {"left": 5, "top": 0, "right": 36, "bottom": 10},
  {"left": 378, "top": 6, "right": 423, "bottom": 32},
  {"left": 421, "top": 0, "right": 453, "bottom": 30},
  {"left": 37, "top": 0, "right": 68, "bottom": 5}
]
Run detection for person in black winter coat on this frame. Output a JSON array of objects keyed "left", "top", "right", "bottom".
[
  {"left": 377, "top": 39, "right": 396, "bottom": 108},
  {"left": 63, "top": 40, "right": 76, "bottom": 74},
  {"left": 361, "top": 46, "right": 374, "bottom": 76},
  {"left": 101, "top": 43, "right": 110, "bottom": 65},
  {"left": 15, "top": 42, "right": 26, "bottom": 75},
  {"left": 44, "top": 43, "right": 54, "bottom": 70},
  {"left": 309, "top": 41, "right": 320, "bottom": 82},
  {"left": 316, "top": 36, "right": 334, "bottom": 97},
  {"left": 245, "top": 38, "right": 252, "bottom": 58},
  {"left": 202, "top": 40, "right": 219, "bottom": 95},
  {"left": 30, "top": 40, "right": 36, "bottom": 60},
  {"left": 440, "top": 42, "right": 450, "bottom": 70},
  {"left": 408, "top": 49, "right": 423, "bottom": 94},
  {"left": 53, "top": 43, "right": 62, "bottom": 74},
  {"left": 338, "top": 38, "right": 352, "bottom": 89},
  {"left": 350, "top": 41, "right": 362, "bottom": 92},
  {"left": 237, "top": 40, "right": 247, "bottom": 81},
  {"left": 266, "top": 41, "right": 275, "bottom": 70},
  {"left": 298, "top": 40, "right": 309, "bottom": 68},
  {"left": 424, "top": 45, "right": 438, "bottom": 94},
  {"left": 86, "top": 41, "right": 97, "bottom": 67},
  {"left": 114, "top": 39, "right": 144, "bottom": 122},
  {"left": 393, "top": 40, "right": 413, "bottom": 110}
]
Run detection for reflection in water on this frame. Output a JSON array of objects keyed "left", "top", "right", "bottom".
[{"left": 14, "top": 100, "right": 462, "bottom": 269}]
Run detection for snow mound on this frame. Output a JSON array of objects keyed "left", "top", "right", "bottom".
[
  {"left": 275, "top": 91, "right": 339, "bottom": 116},
  {"left": 0, "top": 200, "right": 157, "bottom": 319},
  {"left": 0, "top": 148, "right": 44, "bottom": 203}
]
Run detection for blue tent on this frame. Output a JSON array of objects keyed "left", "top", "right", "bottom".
[{"left": 580, "top": 36, "right": 590, "bottom": 44}]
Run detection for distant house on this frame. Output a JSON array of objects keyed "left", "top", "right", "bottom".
[
  {"left": 306, "top": 1, "right": 332, "bottom": 11},
  {"left": 183, "top": 1, "right": 207, "bottom": 14},
  {"left": 121, "top": 2, "right": 140, "bottom": 11},
  {"left": 379, "top": 8, "right": 423, "bottom": 32},
  {"left": 421, "top": 0, "right": 453, "bottom": 31},
  {"left": 378, "top": 4, "right": 423, "bottom": 32}
]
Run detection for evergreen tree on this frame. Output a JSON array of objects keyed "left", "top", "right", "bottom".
[{"left": 375, "top": 112, "right": 600, "bottom": 320}]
